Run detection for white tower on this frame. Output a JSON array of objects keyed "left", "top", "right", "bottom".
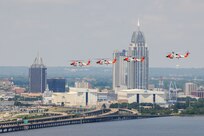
[{"left": 127, "top": 20, "right": 149, "bottom": 89}]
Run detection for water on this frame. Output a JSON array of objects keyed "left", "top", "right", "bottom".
[{"left": 2, "top": 116, "right": 204, "bottom": 136}]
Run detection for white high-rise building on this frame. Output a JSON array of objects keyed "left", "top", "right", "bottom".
[
  {"left": 112, "top": 20, "right": 149, "bottom": 91},
  {"left": 127, "top": 20, "right": 149, "bottom": 89},
  {"left": 112, "top": 50, "right": 127, "bottom": 91}
]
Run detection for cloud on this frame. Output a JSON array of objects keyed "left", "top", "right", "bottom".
[
  {"left": 0, "top": 0, "right": 204, "bottom": 67},
  {"left": 177, "top": 0, "right": 204, "bottom": 13}
]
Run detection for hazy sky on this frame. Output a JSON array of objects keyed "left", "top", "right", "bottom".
[{"left": 0, "top": 0, "right": 204, "bottom": 68}]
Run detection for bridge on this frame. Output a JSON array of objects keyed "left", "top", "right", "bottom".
[
  {"left": 118, "top": 108, "right": 138, "bottom": 115},
  {"left": 0, "top": 115, "right": 164, "bottom": 133},
  {"left": 0, "top": 108, "right": 117, "bottom": 127},
  {"left": 0, "top": 108, "right": 166, "bottom": 134}
]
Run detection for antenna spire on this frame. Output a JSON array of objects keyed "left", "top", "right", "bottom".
[
  {"left": 37, "top": 51, "right": 40, "bottom": 64},
  {"left": 137, "top": 18, "right": 140, "bottom": 30}
]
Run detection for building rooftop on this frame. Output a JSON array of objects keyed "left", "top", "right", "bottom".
[
  {"left": 131, "top": 19, "right": 145, "bottom": 45},
  {"left": 30, "top": 54, "right": 46, "bottom": 68},
  {"left": 119, "top": 89, "right": 165, "bottom": 95}
]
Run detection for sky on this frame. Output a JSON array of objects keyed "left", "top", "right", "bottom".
[{"left": 0, "top": 0, "right": 204, "bottom": 68}]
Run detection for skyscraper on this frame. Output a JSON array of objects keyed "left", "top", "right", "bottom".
[
  {"left": 112, "top": 20, "right": 149, "bottom": 91},
  {"left": 112, "top": 50, "right": 127, "bottom": 91},
  {"left": 127, "top": 20, "right": 149, "bottom": 89},
  {"left": 29, "top": 54, "right": 47, "bottom": 93}
]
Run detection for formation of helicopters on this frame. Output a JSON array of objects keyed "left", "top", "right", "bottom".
[
  {"left": 123, "top": 56, "right": 145, "bottom": 62},
  {"left": 96, "top": 58, "right": 117, "bottom": 65},
  {"left": 166, "top": 51, "right": 190, "bottom": 59},
  {"left": 70, "top": 60, "right": 91, "bottom": 67},
  {"left": 70, "top": 56, "right": 145, "bottom": 67},
  {"left": 70, "top": 51, "right": 190, "bottom": 67}
]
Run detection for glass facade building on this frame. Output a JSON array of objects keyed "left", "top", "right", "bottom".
[
  {"left": 29, "top": 55, "right": 47, "bottom": 93},
  {"left": 47, "top": 78, "right": 66, "bottom": 92}
]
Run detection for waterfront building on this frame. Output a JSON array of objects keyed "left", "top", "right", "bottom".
[
  {"left": 51, "top": 92, "right": 77, "bottom": 106},
  {"left": 47, "top": 78, "right": 66, "bottom": 92},
  {"left": 48, "top": 88, "right": 98, "bottom": 107},
  {"left": 117, "top": 89, "right": 166, "bottom": 104},
  {"left": 29, "top": 54, "right": 47, "bottom": 93}
]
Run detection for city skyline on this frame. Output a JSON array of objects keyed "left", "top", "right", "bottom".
[{"left": 0, "top": 0, "right": 203, "bottom": 68}]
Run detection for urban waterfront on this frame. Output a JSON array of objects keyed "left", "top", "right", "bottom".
[
  {"left": 0, "top": 1, "right": 204, "bottom": 136},
  {"left": 2, "top": 116, "right": 204, "bottom": 136}
]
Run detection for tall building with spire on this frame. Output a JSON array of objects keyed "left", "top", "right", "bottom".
[
  {"left": 112, "top": 19, "right": 149, "bottom": 91},
  {"left": 127, "top": 20, "right": 149, "bottom": 89},
  {"left": 29, "top": 54, "right": 47, "bottom": 93}
]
